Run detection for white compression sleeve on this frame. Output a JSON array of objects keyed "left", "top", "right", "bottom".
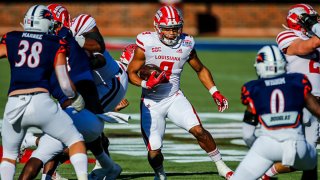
[{"left": 55, "top": 65, "right": 76, "bottom": 98}]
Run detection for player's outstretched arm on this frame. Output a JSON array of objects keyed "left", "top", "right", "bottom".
[
  {"left": 54, "top": 51, "right": 85, "bottom": 111},
  {"left": 188, "top": 49, "right": 228, "bottom": 112}
]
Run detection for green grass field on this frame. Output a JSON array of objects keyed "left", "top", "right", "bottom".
[{"left": 0, "top": 50, "right": 318, "bottom": 179}]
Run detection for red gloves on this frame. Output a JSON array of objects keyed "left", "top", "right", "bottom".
[
  {"left": 143, "top": 71, "right": 166, "bottom": 89},
  {"left": 212, "top": 91, "right": 228, "bottom": 112}
]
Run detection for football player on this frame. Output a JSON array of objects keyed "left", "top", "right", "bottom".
[
  {"left": 0, "top": 5, "right": 88, "bottom": 180},
  {"left": 18, "top": 4, "right": 121, "bottom": 180},
  {"left": 273, "top": 3, "right": 320, "bottom": 179},
  {"left": 127, "top": 5, "right": 232, "bottom": 180},
  {"left": 70, "top": 13, "right": 129, "bottom": 113},
  {"left": 231, "top": 45, "right": 320, "bottom": 180}
]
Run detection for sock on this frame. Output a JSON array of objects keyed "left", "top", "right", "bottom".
[
  {"left": 208, "top": 148, "right": 222, "bottom": 162},
  {"left": 95, "top": 152, "right": 115, "bottom": 170},
  {"left": 0, "top": 161, "right": 16, "bottom": 179},
  {"left": 41, "top": 174, "right": 52, "bottom": 180},
  {"left": 70, "top": 153, "right": 88, "bottom": 179},
  {"left": 265, "top": 165, "right": 278, "bottom": 177}
]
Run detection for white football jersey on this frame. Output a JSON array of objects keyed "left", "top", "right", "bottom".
[
  {"left": 136, "top": 31, "right": 194, "bottom": 100},
  {"left": 276, "top": 29, "right": 320, "bottom": 96}
]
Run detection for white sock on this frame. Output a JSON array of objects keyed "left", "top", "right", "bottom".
[
  {"left": 265, "top": 165, "right": 278, "bottom": 177},
  {"left": 0, "top": 161, "right": 16, "bottom": 179},
  {"left": 70, "top": 153, "right": 88, "bottom": 179},
  {"left": 208, "top": 148, "right": 222, "bottom": 162},
  {"left": 95, "top": 152, "right": 115, "bottom": 170},
  {"left": 41, "top": 174, "right": 52, "bottom": 180}
]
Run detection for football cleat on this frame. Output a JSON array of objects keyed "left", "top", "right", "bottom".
[
  {"left": 154, "top": 168, "right": 167, "bottom": 180},
  {"left": 216, "top": 160, "right": 234, "bottom": 180},
  {"left": 259, "top": 174, "right": 271, "bottom": 180},
  {"left": 88, "top": 163, "right": 122, "bottom": 180}
]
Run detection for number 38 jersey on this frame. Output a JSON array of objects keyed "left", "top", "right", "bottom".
[
  {"left": 1, "top": 31, "right": 67, "bottom": 94},
  {"left": 136, "top": 31, "right": 194, "bottom": 100},
  {"left": 241, "top": 73, "right": 312, "bottom": 141},
  {"left": 276, "top": 29, "right": 320, "bottom": 96}
]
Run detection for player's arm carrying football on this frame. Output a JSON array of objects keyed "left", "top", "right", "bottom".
[
  {"left": 127, "top": 46, "right": 166, "bottom": 89},
  {"left": 188, "top": 49, "right": 228, "bottom": 112}
]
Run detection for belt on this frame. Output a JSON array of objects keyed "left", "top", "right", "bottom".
[{"left": 10, "top": 91, "right": 45, "bottom": 97}]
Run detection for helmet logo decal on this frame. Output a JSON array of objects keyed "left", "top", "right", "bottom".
[{"left": 256, "top": 53, "right": 265, "bottom": 63}]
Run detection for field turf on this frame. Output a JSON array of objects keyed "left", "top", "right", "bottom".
[{"left": 0, "top": 50, "right": 318, "bottom": 179}]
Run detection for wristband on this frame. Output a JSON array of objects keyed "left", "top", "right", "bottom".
[
  {"left": 209, "top": 86, "right": 218, "bottom": 95},
  {"left": 141, "top": 80, "right": 148, "bottom": 89}
]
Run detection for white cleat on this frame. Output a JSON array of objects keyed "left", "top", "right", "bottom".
[{"left": 216, "top": 160, "right": 234, "bottom": 180}]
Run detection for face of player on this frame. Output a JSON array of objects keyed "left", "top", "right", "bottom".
[{"left": 161, "top": 27, "right": 181, "bottom": 40}]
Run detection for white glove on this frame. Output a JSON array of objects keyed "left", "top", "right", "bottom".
[
  {"left": 71, "top": 93, "right": 85, "bottom": 111},
  {"left": 75, "top": 35, "right": 85, "bottom": 47}
]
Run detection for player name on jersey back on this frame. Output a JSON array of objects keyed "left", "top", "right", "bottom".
[
  {"left": 21, "top": 32, "right": 43, "bottom": 40},
  {"left": 264, "top": 77, "right": 285, "bottom": 86}
]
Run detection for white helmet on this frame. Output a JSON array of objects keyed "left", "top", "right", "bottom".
[
  {"left": 23, "top": 5, "right": 54, "bottom": 33},
  {"left": 254, "top": 45, "right": 287, "bottom": 78}
]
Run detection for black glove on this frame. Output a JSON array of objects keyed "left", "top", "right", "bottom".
[{"left": 299, "top": 13, "right": 319, "bottom": 31}]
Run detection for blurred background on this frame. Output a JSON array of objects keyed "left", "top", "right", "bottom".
[{"left": 0, "top": 1, "right": 319, "bottom": 38}]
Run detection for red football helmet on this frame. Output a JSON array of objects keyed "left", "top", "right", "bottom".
[
  {"left": 287, "top": 4, "right": 318, "bottom": 32},
  {"left": 154, "top": 6, "right": 183, "bottom": 46},
  {"left": 119, "top": 44, "right": 137, "bottom": 66},
  {"left": 47, "top": 4, "right": 71, "bottom": 28}
]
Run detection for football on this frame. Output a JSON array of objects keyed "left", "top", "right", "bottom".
[{"left": 138, "top": 64, "right": 162, "bottom": 81}]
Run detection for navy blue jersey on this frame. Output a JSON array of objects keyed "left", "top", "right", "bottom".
[
  {"left": 241, "top": 73, "right": 312, "bottom": 130},
  {"left": 50, "top": 27, "right": 93, "bottom": 104},
  {"left": 1, "top": 31, "right": 67, "bottom": 94}
]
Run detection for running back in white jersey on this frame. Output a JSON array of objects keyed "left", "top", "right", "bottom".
[
  {"left": 276, "top": 29, "right": 320, "bottom": 96},
  {"left": 136, "top": 31, "right": 194, "bottom": 100}
]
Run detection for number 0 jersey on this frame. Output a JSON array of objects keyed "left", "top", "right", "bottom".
[
  {"left": 241, "top": 73, "right": 312, "bottom": 141},
  {"left": 136, "top": 31, "right": 194, "bottom": 100},
  {"left": 276, "top": 29, "right": 320, "bottom": 96},
  {"left": 1, "top": 31, "right": 67, "bottom": 94}
]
